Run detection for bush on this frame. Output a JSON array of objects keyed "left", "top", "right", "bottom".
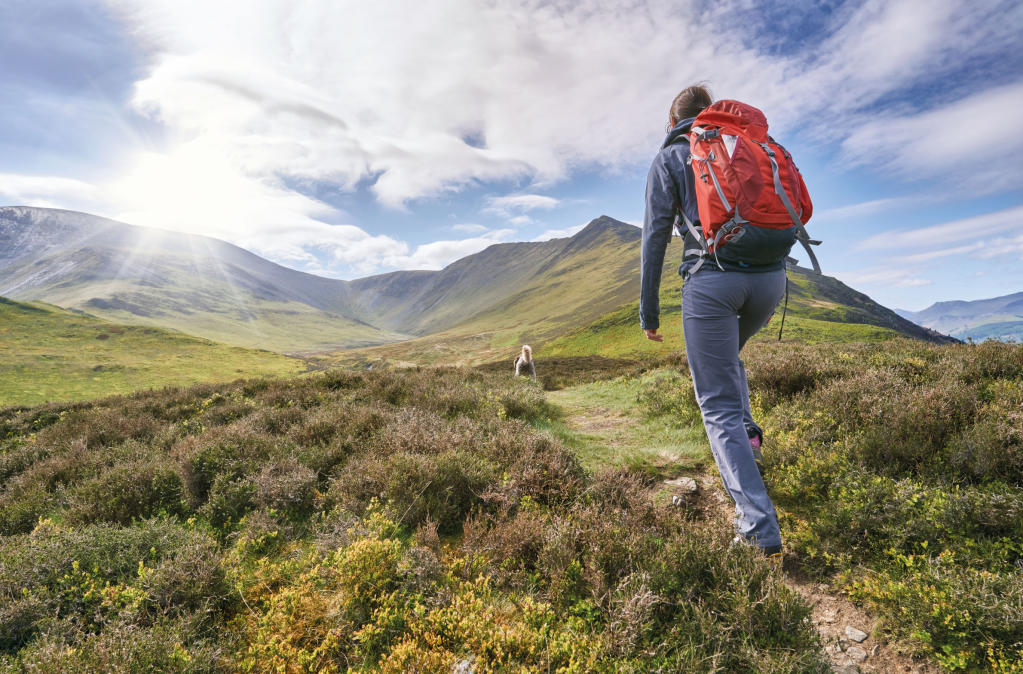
[{"left": 68, "top": 460, "right": 185, "bottom": 525}]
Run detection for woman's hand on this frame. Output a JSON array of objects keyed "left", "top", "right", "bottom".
[{"left": 644, "top": 329, "right": 664, "bottom": 343}]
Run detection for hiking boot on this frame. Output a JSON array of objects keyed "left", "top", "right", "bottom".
[{"left": 747, "top": 426, "right": 765, "bottom": 475}]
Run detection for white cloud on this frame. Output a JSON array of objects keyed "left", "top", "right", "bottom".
[
  {"left": 534, "top": 223, "right": 587, "bottom": 242},
  {"left": 484, "top": 194, "right": 562, "bottom": 214},
  {"left": 384, "top": 229, "right": 516, "bottom": 270},
  {"left": 506, "top": 215, "right": 536, "bottom": 227},
  {"left": 452, "top": 224, "right": 489, "bottom": 233},
  {"left": 15, "top": 0, "right": 1003, "bottom": 278},
  {"left": 840, "top": 82, "right": 1023, "bottom": 193},
  {"left": 813, "top": 197, "right": 918, "bottom": 225},
  {"left": 0, "top": 173, "right": 104, "bottom": 211},
  {"left": 836, "top": 266, "right": 934, "bottom": 289},
  {"left": 857, "top": 205, "right": 1023, "bottom": 250},
  {"left": 836, "top": 204, "right": 1023, "bottom": 296}
]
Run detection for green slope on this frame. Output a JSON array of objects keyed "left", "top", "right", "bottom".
[
  {"left": 0, "top": 296, "right": 306, "bottom": 406},
  {"left": 346, "top": 215, "right": 644, "bottom": 338},
  {"left": 317, "top": 217, "right": 654, "bottom": 367},
  {"left": 542, "top": 263, "right": 956, "bottom": 358},
  {"left": 325, "top": 229, "right": 956, "bottom": 367}
]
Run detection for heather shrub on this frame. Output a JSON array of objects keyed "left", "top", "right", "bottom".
[
  {"left": 252, "top": 459, "right": 318, "bottom": 514},
  {"left": 2, "top": 616, "right": 219, "bottom": 674},
  {"left": 197, "top": 473, "right": 257, "bottom": 529},
  {"left": 68, "top": 460, "right": 185, "bottom": 525},
  {"left": 140, "top": 534, "right": 228, "bottom": 616},
  {"left": 742, "top": 342, "right": 854, "bottom": 409},
  {"left": 751, "top": 340, "right": 1023, "bottom": 671},
  {"left": 36, "top": 405, "right": 161, "bottom": 450},
  {"left": 0, "top": 485, "right": 54, "bottom": 536},
  {"left": 847, "top": 553, "right": 1023, "bottom": 672},
  {"left": 174, "top": 425, "right": 296, "bottom": 504},
  {"left": 1, "top": 361, "right": 831, "bottom": 672}
]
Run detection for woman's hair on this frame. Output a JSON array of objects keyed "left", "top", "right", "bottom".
[{"left": 669, "top": 82, "right": 713, "bottom": 125}]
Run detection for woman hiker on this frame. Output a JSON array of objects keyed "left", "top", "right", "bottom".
[{"left": 640, "top": 83, "right": 791, "bottom": 565}]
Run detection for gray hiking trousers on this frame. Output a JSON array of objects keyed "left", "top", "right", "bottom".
[{"left": 681, "top": 268, "right": 786, "bottom": 548}]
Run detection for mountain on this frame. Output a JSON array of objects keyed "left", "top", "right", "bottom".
[
  {"left": 316, "top": 227, "right": 957, "bottom": 369},
  {"left": 899, "top": 292, "right": 1023, "bottom": 341},
  {"left": 2, "top": 207, "right": 956, "bottom": 367},
  {"left": 0, "top": 208, "right": 651, "bottom": 357},
  {"left": 0, "top": 207, "right": 405, "bottom": 352},
  {"left": 349, "top": 216, "right": 645, "bottom": 339}
]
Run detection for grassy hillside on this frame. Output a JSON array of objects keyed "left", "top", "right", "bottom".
[
  {"left": 540, "top": 263, "right": 954, "bottom": 359},
  {"left": 51, "top": 278, "right": 403, "bottom": 354},
  {"left": 316, "top": 217, "right": 655, "bottom": 368},
  {"left": 1, "top": 341, "right": 1019, "bottom": 672},
  {"left": 322, "top": 233, "right": 955, "bottom": 370},
  {"left": 346, "top": 216, "right": 644, "bottom": 340},
  {"left": 0, "top": 297, "right": 306, "bottom": 406}
]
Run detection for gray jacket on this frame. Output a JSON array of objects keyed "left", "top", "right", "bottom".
[{"left": 640, "top": 118, "right": 787, "bottom": 330}]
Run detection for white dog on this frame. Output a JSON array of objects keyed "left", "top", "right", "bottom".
[{"left": 513, "top": 345, "right": 536, "bottom": 380}]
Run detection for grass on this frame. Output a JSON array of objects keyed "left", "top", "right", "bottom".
[
  {"left": 51, "top": 282, "right": 407, "bottom": 354},
  {"left": 0, "top": 297, "right": 306, "bottom": 407},
  {"left": 543, "top": 372, "right": 710, "bottom": 475}
]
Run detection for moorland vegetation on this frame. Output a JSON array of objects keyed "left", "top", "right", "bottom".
[{"left": 0, "top": 338, "right": 1020, "bottom": 672}]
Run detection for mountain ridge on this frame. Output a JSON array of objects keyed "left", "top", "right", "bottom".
[
  {"left": 1, "top": 207, "right": 954, "bottom": 360},
  {"left": 899, "top": 291, "right": 1023, "bottom": 341}
]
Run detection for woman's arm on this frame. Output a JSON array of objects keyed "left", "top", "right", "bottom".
[{"left": 640, "top": 153, "right": 680, "bottom": 336}]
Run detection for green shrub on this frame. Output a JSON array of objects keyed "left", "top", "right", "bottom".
[{"left": 68, "top": 460, "right": 186, "bottom": 525}]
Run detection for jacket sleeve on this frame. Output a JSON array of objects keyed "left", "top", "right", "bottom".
[{"left": 640, "top": 152, "right": 680, "bottom": 331}]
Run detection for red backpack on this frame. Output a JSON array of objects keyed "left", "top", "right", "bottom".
[{"left": 678, "top": 100, "right": 821, "bottom": 274}]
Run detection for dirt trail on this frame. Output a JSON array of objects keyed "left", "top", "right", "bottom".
[{"left": 559, "top": 396, "right": 937, "bottom": 674}]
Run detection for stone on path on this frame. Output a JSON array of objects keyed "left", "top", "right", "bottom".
[
  {"left": 845, "top": 625, "right": 869, "bottom": 642},
  {"left": 663, "top": 477, "right": 698, "bottom": 493},
  {"left": 846, "top": 646, "right": 868, "bottom": 662}
]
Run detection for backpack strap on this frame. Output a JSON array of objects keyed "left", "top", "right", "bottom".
[
  {"left": 677, "top": 210, "right": 710, "bottom": 274},
  {"left": 756, "top": 140, "right": 822, "bottom": 274}
]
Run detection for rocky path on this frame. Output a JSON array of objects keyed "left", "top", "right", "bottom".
[
  {"left": 662, "top": 474, "right": 938, "bottom": 674},
  {"left": 552, "top": 383, "right": 940, "bottom": 674}
]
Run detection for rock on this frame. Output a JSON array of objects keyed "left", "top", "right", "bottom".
[
  {"left": 825, "top": 644, "right": 842, "bottom": 656},
  {"left": 664, "top": 477, "right": 698, "bottom": 493},
  {"left": 452, "top": 658, "right": 475, "bottom": 674},
  {"left": 846, "top": 646, "right": 868, "bottom": 662},
  {"left": 846, "top": 625, "right": 869, "bottom": 643},
  {"left": 832, "top": 666, "right": 859, "bottom": 674}
]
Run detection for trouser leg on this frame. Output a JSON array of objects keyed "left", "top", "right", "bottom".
[
  {"left": 681, "top": 269, "right": 785, "bottom": 547},
  {"left": 736, "top": 273, "right": 786, "bottom": 434}
]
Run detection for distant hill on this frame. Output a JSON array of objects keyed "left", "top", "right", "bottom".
[
  {"left": 899, "top": 292, "right": 1023, "bottom": 341},
  {"left": 0, "top": 207, "right": 407, "bottom": 352},
  {"left": 0, "top": 295, "right": 305, "bottom": 406}
]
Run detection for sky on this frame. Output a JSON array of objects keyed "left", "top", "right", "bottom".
[{"left": 0, "top": 0, "right": 1021, "bottom": 312}]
